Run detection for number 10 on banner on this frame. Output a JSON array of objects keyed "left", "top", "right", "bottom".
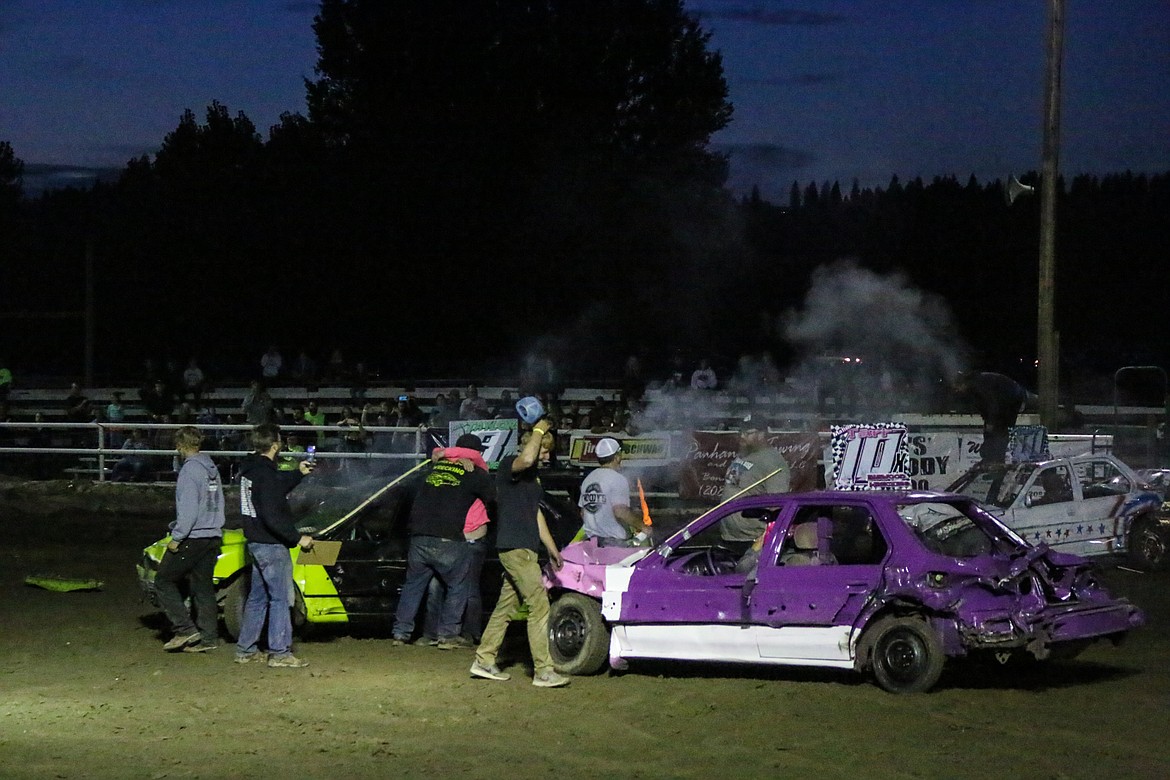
[{"left": 829, "top": 423, "right": 913, "bottom": 491}]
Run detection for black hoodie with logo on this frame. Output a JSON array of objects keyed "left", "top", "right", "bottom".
[{"left": 238, "top": 453, "right": 303, "bottom": 547}]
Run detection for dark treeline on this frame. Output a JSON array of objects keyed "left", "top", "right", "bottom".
[{"left": 1, "top": 0, "right": 1167, "bottom": 397}]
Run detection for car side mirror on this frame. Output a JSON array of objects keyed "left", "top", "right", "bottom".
[{"left": 1023, "top": 494, "right": 1034, "bottom": 508}]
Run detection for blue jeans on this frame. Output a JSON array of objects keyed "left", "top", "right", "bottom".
[
  {"left": 236, "top": 542, "right": 295, "bottom": 657},
  {"left": 392, "top": 536, "right": 471, "bottom": 641},
  {"left": 424, "top": 538, "right": 487, "bottom": 641}
]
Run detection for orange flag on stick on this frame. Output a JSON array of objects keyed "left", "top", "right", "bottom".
[{"left": 637, "top": 478, "right": 652, "bottom": 526}]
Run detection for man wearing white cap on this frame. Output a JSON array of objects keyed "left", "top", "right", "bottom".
[{"left": 578, "top": 437, "right": 645, "bottom": 546}]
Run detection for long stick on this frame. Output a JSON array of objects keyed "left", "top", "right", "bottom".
[
  {"left": 663, "top": 465, "right": 787, "bottom": 544},
  {"left": 318, "top": 459, "right": 428, "bottom": 536}
]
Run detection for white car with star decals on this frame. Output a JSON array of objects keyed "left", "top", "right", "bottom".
[{"left": 947, "top": 452, "right": 1170, "bottom": 570}]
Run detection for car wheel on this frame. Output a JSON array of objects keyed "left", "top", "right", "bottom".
[
  {"left": 1127, "top": 515, "right": 1169, "bottom": 571},
  {"left": 548, "top": 592, "right": 610, "bottom": 675},
  {"left": 863, "top": 616, "right": 945, "bottom": 694},
  {"left": 220, "top": 576, "right": 245, "bottom": 641}
]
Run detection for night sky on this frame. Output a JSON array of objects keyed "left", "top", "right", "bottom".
[{"left": 2, "top": 1, "right": 1167, "bottom": 201}]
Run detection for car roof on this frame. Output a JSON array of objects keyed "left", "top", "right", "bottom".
[{"left": 726, "top": 489, "right": 967, "bottom": 506}]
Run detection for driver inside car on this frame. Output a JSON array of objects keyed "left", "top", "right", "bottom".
[{"left": 734, "top": 521, "right": 776, "bottom": 577}]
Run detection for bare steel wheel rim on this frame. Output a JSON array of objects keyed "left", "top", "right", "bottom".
[
  {"left": 1136, "top": 526, "right": 1166, "bottom": 565},
  {"left": 551, "top": 606, "right": 588, "bottom": 658},
  {"left": 879, "top": 629, "right": 928, "bottom": 684}
]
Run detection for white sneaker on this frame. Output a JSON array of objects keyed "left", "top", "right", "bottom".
[
  {"left": 532, "top": 670, "right": 570, "bottom": 688},
  {"left": 470, "top": 661, "right": 510, "bottom": 681}
]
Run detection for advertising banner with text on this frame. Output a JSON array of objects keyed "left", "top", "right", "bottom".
[{"left": 680, "top": 431, "right": 821, "bottom": 501}]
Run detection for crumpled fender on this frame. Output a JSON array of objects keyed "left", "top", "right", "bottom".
[
  {"left": 869, "top": 544, "right": 1141, "bottom": 654},
  {"left": 544, "top": 539, "right": 650, "bottom": 597}
]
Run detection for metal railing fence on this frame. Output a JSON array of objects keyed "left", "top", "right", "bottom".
[{"left": 0, "top": 421, "right": 430, "bottom": 482}]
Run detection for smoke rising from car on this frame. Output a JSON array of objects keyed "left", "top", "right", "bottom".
[
  {"left": 626, "top": 259, "right": 968, "bottom": 431},
  {"left": 780, "top": 259, "right": 968, "bottom": 418}
]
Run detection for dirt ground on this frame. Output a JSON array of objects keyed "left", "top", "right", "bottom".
[{"left": 2, "top": 479, "right": 1168, "bottom": 779}]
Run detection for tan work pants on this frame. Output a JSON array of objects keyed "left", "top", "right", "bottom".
[{"left": 475, "top": 548, "right": 553, "bottom": 675}]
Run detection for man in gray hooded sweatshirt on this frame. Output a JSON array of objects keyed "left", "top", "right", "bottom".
[{"left": 157, "top": 426, "right": 226, "bottom": 652}]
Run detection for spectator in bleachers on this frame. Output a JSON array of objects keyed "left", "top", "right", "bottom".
[
  {"left": 196, "top": 404, "right": 219, "bottom": 426},
  {"left": 182, "top": 358, "right": 207, "bottom": 404},
  {"left": 260, "top": 346, "right": 283, "bottom": 383},
  {"left": 304, "top": 400, "right": 326, "bottom": 448},
  {"left": 64, "top": 382, "right": 93, "bottom": 446},
  {"left": 110, "top": 428, "right": 151, "bottom": 482},
  {"left": 217, "top": 415, "right": 246, "bottom": 451},
  {"left": 64, "top": 382, "right": 92, "bottom": 423},
  {"left": 335, "top": 405, "right": 366, "bottom": 474},
  {"left": 429, "top": 393, "right": 456, "bottom": 428},
  {"left": 390, "top": 394, "right": 424, "bottom": 430},
  {"left": 390, "top": 395, "right": 426, "bottom": 452},
  {"left": 241, "top": 380, "right": 274, "bottom": 426},
  {"left": 362, "top": 402, "right": 395, "bottom": 456},
  {"left": 175, "top": 402, "right": 196, "bottom": 425},
  {"left": 592, "top": 395, "right": 611, "bottom": 425},
  {"left": 141, "top": 379, "right": 176, "bottom": 422},
  {"left": 459, "top": 384, "right": 490, "bottom": 420},
  {"left": 106, "top": 391, "right": 127, "bottom": 448},
  {"left": 279, "top": 432, "right": 307, "bottom": 471},
  {"left": 288, "top": 404, "right": 309, "bottom": 429},
  {"left": 492, "top": 389, "right": 514, "bottom": 419},
  {"left": 690, "top": 358, "right": 718, "bottom": 390},
  {"left": 567, "top": 401, "right": 584, "bottom": 427}
]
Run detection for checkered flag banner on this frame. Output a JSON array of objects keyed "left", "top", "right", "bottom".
[{"left": 829, "top": 423, "right": 913, "bottom": 491}]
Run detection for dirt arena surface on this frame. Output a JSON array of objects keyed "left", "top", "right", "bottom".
[{"left": 2, "top": 480, "right": 1168, "bottom": 779}]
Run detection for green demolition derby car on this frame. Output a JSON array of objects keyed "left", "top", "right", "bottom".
[{"left": 136, "top": 471, "right": 581, "bottom": 639}]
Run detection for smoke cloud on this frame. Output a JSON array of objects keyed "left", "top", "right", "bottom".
[
  {"left": 625, "top": 259, "right": 969, "bottom": 432},
  {"left": 780, "top": 259, "right": 969, "bottom": 417}
]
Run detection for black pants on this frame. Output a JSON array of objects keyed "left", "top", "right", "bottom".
[{"left": 155, "top": 536, "right": 221, "bottom": 641}]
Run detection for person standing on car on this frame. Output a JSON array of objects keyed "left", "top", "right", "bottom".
[
  {"left": 471, "top": 420, "right": 570, "bottom": 688},
  {"left": 391, "top": 432, "right": 495, "bottom": 648},
  {"left": 235, "top": 423, "right": 316, "bottom": 668},
  {"left": 578, "top": 437, "right": 647, "bottom": 546},
  {"left": 719, "top": 418, "right": 790, "bottom": 552},
  {"left": 952, "top": 371, "right": 1037, "bottom": 464},
  {"left": 156, "top": 426, "right": 225, "bottom": 653}
]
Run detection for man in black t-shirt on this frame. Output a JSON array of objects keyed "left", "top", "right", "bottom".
[
  {"left": 391, "top": 433, "right": 494, "bottom": 646},
  {"left": 953, "top": 371, "right": 1036, "bottom": 463},
  {"left": 471, "top": 420, "right": 569, "bottom": 688}
]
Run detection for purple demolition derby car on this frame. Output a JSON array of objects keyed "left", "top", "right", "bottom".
[{"left": 544, "top": 490, "right": 1144, "bottom": 693}]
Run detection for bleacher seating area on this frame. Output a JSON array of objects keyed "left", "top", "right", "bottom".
[{"left": 1, "top": 383, "right": 624, "bottom": 425}]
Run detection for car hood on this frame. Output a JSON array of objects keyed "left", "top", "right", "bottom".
[{"left": 544, "top": 539, "right": 650, "bottom": 596}]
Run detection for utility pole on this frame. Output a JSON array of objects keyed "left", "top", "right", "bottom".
[
  {"left": 1037, "top": 0, "right": 1064, "bottom": 429},
  {"left": 85, "top": 237, "right": 95, "bottom": 387}
]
